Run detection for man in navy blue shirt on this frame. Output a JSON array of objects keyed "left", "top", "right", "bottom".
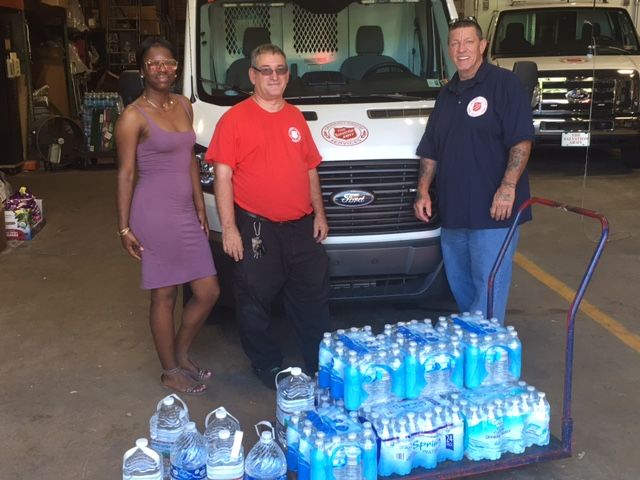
[{"left": 414, "top": 18, "right": 534, "bottom": 323}]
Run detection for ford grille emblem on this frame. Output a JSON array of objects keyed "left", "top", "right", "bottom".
[
  {"left": 566, "top": 88, "right": 591, "bottom": 103},
  {"left": 332, "top": 190, "right": 375, "bottom": 208}
]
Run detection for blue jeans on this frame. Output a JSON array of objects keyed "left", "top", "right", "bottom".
[{"left": 441, "top": 227, "right": 520, "bottom": 324}]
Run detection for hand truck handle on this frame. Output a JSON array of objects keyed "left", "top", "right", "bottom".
[{"left": 487, "top": 196, "right": 609, "bottom": 454}]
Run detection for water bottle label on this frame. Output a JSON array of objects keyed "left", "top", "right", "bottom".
[{"left": 170, "top": 465, "right": 206, "bottom": 480}]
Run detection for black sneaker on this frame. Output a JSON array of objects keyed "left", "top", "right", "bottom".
[{"left": 253, "top": 366, "right": 281, "bottom": 391}]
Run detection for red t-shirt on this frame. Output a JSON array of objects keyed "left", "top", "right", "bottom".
[{"left": 205, "top": 98, "right": 322, "bottom": 222}]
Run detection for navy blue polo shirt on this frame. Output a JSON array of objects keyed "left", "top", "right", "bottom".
[{"left": 416, "top": 62, "right": 534, "bottom": 229}]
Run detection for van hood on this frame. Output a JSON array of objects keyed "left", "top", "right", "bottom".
[
  {"left": 493, "top": 55, "right": 640, "bottom": 72},
  {"left": 193, "top": 100, "right": 435, "bottom": 161}
]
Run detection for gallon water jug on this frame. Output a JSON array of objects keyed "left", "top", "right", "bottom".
[
  {"left": 150, "top": 395, "right": 190, "bottom": 478},
  {"left": 204, "top": 407, "right": 241, "bottom": 446},
  {"left": 206, "top": 428, "right": 244, "bottom": 480},
  {"left": 275, "top": 367, "right": 315, "bottom": 446},
  {"left": 123, "top": 438, "right": 163, "bottom": 480},
  {"left": 244, "top": 421, "right": 287, "bottom": 480},
  {"left": 170, "top": 422, "right": 207, "bottom": 480}
]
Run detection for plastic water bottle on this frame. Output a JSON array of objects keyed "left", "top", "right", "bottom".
[
  {"left": 170, "top": 422, "right": 207, "bottom": 480},
  {"left": 344, "top": 350, "right": 362, "bottom": 411},
  {"left": 275, "top": 367, "right": 315, "bottom": 446},
  {"left": 503, "top": 397, "right": 526, "bottom": 454},
  {"left": 204, "top": 407, "right": 241, "bottom": 446},
  {"left": 310, "top": 436, "right": 328, "bottom": 480},
  {"left": 483, "top": 404, "right": 502, "bottom": 460},
  {"left": 150, "top": 395, "right": 190, "bottom": 478},
  {"left": 297, "top": 421, "right": 314, "bottom": 480},
  {"left": 506, "top": 327, "right": 522, "bottom": 380},
  {"left": 285, "top": 413, "right": 301, "bottom": 475},
  {"left": 447, "top": 405, "right": 465, "bottom": 462},
  {"left": 244, "top": 422, "right": 287, "bottom": 480},
  {"left": 464, "top": 333, "right": 482, "bottom": 389},
  {"left": 404, "top": 341, "right": 420, "bottom": 399},
  {"left": 464, "top": 405, "right": 483, "bottom": 461},
  {"left": 413, "top": 411, "right": 438, "bottom": 469},
  {"left": 391, "top": 418, "right": 412, "bottom": 475},
  {"left": 377, "top": 418, "right": 394, "bottom": 477},
  {"left": 360, "top": 422, "right": 377, "bottom": 480},
  {"left": 526, "top": 392, "right": 550, "bottom": 447},
  {"left": 318, "top": 332, "right": 334, "bottom": 389},
  {"left": 389, "top": 343, "right": 405, "bottom": 399},
  {"left": 490, "top": 334, "right": 511, "bottom": 384},
  {"left": 206, "top": 429, "right": 244, "bottom": 480},
  {"left": 331, "top": 342, "right": 346, "bottom": 400},
  {"left": 123, "top": 438, "right": 163, "bottom": 480}
]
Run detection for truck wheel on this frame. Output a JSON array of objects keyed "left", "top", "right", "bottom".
[{"left": 621, "top": 148, "right": 640, "bottom": 168}]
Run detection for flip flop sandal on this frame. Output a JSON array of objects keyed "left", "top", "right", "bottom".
[
  {"left": 177, "top": 357, "right": 213, "bottom": 382},
  {"left": 161, "top": 367, "right": 207, "bottom": 396},
  {"left": 181, "top": 366, "right": 213, "bottom": 382}
]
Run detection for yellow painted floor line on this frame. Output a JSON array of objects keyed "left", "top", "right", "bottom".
[{"left": 514, "top": 252, "right": 640, "bottom": 353}]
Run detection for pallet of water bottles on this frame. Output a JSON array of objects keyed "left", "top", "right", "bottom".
[
  {"left": 291, "top": 313, "right": 549, "bottom": 477},
  {"left": 285, "top": 381, "right": 550, "bottom": 479},
  {"left": 82, "top": 92, "right": 124, "bottom": 153}
]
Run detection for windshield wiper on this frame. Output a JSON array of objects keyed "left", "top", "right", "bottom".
[{"left": 593, "top": 45, "right": 633, "bottom": 55}]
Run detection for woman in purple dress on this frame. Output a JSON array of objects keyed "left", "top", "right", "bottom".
[{"left": 116, "top": 37, "right": 219, "bottom": 395}]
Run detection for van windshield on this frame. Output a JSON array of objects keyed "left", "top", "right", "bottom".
[
  {"left": 492, "top": 7, "right": 640, "bottom": 57},
  {"left": 196, "top": 0, "right": 449, "bottom": 106}
]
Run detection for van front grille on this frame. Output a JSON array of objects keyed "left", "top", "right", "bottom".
[{"left": 317, "top": 159, "right": 438, "bottom": 236}]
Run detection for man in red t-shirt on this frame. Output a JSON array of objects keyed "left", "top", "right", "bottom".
[{"left": 206, "top": 44, "right": 330, "bottom": 389}]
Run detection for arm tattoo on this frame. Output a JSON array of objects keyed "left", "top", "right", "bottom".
[
  {"left": 418, "top": 158, "right": 436, "bottom": 182},
  {"left": 506, "top": 144, "right": 529, "bottom": 174}
]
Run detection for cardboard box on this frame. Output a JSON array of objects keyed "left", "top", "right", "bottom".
[
  {"left": 0, "top": 0, "right": 24, "bottom": 10},
  {"left": 5, "top": 199, "right": 46, "bottom": 241},
  {"left": 140, "top": 20, "right": 160, "bottom": 35},
  {"left": 113, "top": 5, "right": 156, "bottom": 20},
  {"left": 40, "top": 0, "right": 68, "bottom": 8}
]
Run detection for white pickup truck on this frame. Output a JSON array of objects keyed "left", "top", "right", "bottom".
[
  {"left": 482, "top": 0, "right": 640, "bottom": 167},
  {"left": 182, "top": 0, "right": 461, "bottom": 305}
]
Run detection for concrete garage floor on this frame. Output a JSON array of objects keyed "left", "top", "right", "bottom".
[{"left": 1, "top": 148, "right": 638, "bottom": 479}]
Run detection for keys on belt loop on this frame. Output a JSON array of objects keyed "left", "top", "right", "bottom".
[{"left": 251, "top": 221, "right": 266, "bottom": 259}]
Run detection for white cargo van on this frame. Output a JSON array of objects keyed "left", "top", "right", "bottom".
[
  {"left": 481, "top": 0, "right": 640, "bottom": 167},
  {"left": 182, "top": 0, "right": 460, "bottom": 304}
]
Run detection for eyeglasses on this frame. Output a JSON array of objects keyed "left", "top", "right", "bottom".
[
  {"left": 251, "top": 65, "right": 289, "bottom": 76},
  {"left": 449, "top": 16, "right": 479, "bottom": 28},
  {"left": 145, "top": 59, "right": 179, "bottom": 71}
]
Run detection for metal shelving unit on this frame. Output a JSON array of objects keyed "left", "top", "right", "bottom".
[{"left": 106, "top": 0, "right": 141, "bottom": 73}]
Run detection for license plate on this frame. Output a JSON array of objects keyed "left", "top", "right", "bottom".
[{"left": 561, "top": 132, "right": 590, "bottom": 147}]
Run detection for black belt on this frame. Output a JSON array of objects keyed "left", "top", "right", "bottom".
[{"left": 235, "top": 205, "right": 309, "bottom": 224}]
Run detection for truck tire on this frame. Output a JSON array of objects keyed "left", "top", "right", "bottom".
[{"left": 621, "top": 148, "right": 640, "bottom": 168}]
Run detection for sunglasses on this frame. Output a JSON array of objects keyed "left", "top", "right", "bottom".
[
  {"left": 251, "top": 65, "right": 289, "bottom": 76},
  {"left": 449, "top": 16, "right": 479, "bottom": 28},
  {"left": 145, "top": 59, "right": 179, "bottom": 71}
]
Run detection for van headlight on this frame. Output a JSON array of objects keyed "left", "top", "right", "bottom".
[
  {"left": 531, "top": 84, "right": 541, "bottom": 109},
  {"left": 196, "top": 152, "right": 214, "bottom": 188}
]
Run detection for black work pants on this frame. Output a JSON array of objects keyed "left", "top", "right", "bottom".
[{"left": 233, "top": 209, "right": 330, "bottom": 373}]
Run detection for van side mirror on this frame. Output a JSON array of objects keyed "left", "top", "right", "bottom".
[{"left": 512, "top": 61, "right": 539, "bottom": 108}]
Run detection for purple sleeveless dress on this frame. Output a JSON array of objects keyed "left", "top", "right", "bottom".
[{"left": 130, "top": 98, "right": 216, "bottom": 289}]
